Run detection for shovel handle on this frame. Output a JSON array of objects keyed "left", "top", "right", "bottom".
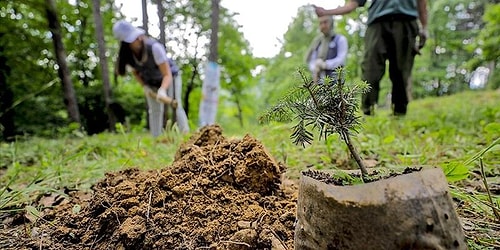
[{"left": 147, "top": 90, "right": 178, "bottom": 109}]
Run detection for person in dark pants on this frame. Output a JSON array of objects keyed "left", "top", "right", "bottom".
[{"left": 315, "top": 0, "right": 428, "bottom": 116}]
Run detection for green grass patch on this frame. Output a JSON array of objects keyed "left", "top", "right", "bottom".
[{"left": 1, "top": 89, "right": 499, "bottom": 248}]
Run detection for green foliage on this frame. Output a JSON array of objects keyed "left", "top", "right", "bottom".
[
  {"left": 440, "top": 162, "right": 469, "bottom": 182},
  {"left": 2, "top": 0, "right": 496, "bottom": 139},
  {"left": 0, "top": 130, "right": 184, "bottom": 210},
  {"left": 0, "top": 0, "right": 259, "bottom": 138},
  {"left": 0, "top": 0, "right": 118, "bottom": 137},
  {"left": 259, "top": 6, "right": 317, "bottom": 107},
  {"left": 153, "top": 0, "right": 259, "bottom": 129},
  {"left": 1, "top": 89, "right": 499, "bottom": 247},
  {"left": 259, "top": 1, "right": 493, "bottom": 109},
  {"left": 112, "top": 82, "right": 149, "bottom": 130},
  {"left": 260, "top": 67, "right": 370, "bottom": 177},
  {"left": 260, "top": 68, "right": 369, "bottom": 147},
  {"left": 420, "top": 0, "right": 489, "bottom": 95},
  {"left": 282, "top": 5, "right": 318, "bottom": 58},
  {"left": 217, "top": 12, "right": 259, "bottom": 129},
  {"left": 467, "top": 3, "right": 500, "bottom": 90},
  {"left": 469, "top": 3, "right": 500, "bottom": 66}
]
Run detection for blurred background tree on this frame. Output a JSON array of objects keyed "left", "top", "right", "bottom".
[{"left": 0, "top": 0, "right": 498, "bottom": 141}]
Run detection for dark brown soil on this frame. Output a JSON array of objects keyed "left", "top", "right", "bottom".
[
  {"left": 0, "top": 125, "right": 297, "bottom": 250},
  {"left": 303, "top": 166, "right": 423, "bottom": 185},
  {"left": 1, "top": 125, "right": 498, "bottom": 249}
]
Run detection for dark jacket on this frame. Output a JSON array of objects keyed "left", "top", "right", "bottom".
[{"left": 130, "top": 38, "right": 179, "bottom": 87}]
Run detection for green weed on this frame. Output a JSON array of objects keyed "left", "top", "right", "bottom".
[{"left": 0, "top": 90, "right": 499, "bottom": 248}]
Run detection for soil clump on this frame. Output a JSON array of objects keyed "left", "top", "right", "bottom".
[{"left": 1, "top": 125, "right": 297, "bottom": 249}]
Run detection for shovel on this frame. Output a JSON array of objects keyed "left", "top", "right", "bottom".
[{"left": 145, "top": 87, "right": 178, "bottom": 109}]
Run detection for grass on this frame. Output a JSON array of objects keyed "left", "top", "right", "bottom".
[
  {"left": 1, "top": 89, "right": 499, "bottom": 248},
  {"left": 0, "top": 129, "right": 187, "bottom": 211}
]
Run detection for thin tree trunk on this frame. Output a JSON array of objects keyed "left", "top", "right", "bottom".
[
  {"left": 142, "top": 0, "right": 149, "bottom": 35},
  {"left": 209, "top": 0, "right": 219, "bottom": 62},
  {"left": 91, "top": 0, "right": 116, "bottom": 131},
  {"left": 343, "top": 132, "right": 368, "bottom": 178},
  {"left": 45, "top": 0, "right": 81, "bottom": 125},
  {"left": 76, "top": 0, "right": 90, "bottom": 87},
  {"left": 185, "top": 58, "right": 199, "bottom": 117},
  {"left": 235, "top": 95, "right": 243, "bottom": 127},
  {"left": 487, "top": 61, "right": 496, "bottom": 90},
  {"left": 183, "top": 33, "right": 201, "bottom": 118},
  {"left": 156, "top": 0, "right": 166, "bottom": 45},
  {"left": 0, "top": 32, "right": 15, "bottom": 141},
  {"left": 198, "top": 0, "right": 220, "bottom": 126}
]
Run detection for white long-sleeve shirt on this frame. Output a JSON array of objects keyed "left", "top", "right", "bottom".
[{"left": 308, "top": 34, "right": 348, "bottom": 73}]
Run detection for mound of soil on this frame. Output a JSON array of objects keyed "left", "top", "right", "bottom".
[{"left": 2, "top": 125, "right": 297, "bottom": 249}]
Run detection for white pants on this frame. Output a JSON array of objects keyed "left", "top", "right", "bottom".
[
  {"left": 144, "top": 73, "right": 189, "bottom": 137},
  {"left": 144, "top": 88, "right": 164, "bottom": 137}
]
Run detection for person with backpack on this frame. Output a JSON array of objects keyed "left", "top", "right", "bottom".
[
  {"left": 314, "top": 0, "right": 428, "bottom": 116},
  {"left": 305, "top": 15, "right": 348, "bottom": 84},
  {"left": 112, "top": 20, "right": 189, "bottom": 137}
]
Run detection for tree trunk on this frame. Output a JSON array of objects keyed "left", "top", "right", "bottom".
[
  {"left": 75, "top": 0, "right": 90, "bottom": 87},
  {"left": 234, "top": 92, "right": 243, "bottom": 127},
  {"left": 0, "top": 32, "right": 15, "bottom": 141},
  {"left": 198, "top": 0, "right": 220, "bottom": 127},
  {"left": 91, "top": 0, "right": 116, "bottom": 132},
  {"left": 184, "top": 58, "right": 199, "bottom": 118},
  {"left": 156, "top": 0, "right": 166, "bottom": 45},
  {"left": 142, "top": 0, "right": 149, "bottom": 35},
  {"left": 45, "top": 0, "right": 81, "bottom": 125},
  {"left": 342, "top": 131, "right": 368, "bottom": 178},
  {"left": 487, "top": 61, "right": 496, "bottom": 89},
  {"left": 208, "top": 0, "right": 219, "bottom": 62},
  {"left": 183, "top": 34, "right": 202, "bottom": 118}
]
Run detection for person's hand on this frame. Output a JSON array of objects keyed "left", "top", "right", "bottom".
[
  {"left": 414, "top": 28, "right": 428, "bottom": 55},
  {"left": 314, "top": 5, "right": 327, "bottom": 17},
  {"left": 418, "top": 28, "right": 428, "bottom": 50},
  {"left": 142, "top": 85, "right": 151, "bottom": 94},
  {"left": 314, "top": 59, "right": 327, "bottom": 71},
  {"left": 156, "top": 87, "right": 167, "bottom": 101}
]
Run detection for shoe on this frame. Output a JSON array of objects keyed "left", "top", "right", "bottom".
[{"left": 393, "top": 104, "right": 407, "bottom": 116}]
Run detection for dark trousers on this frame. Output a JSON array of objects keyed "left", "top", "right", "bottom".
[{"left": 361, "top": 18, "right": 418, "bottom": 114}]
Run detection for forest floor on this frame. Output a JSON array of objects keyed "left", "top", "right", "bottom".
[{"left": 0, "top": 124, "right": 499, "bottom": 249}]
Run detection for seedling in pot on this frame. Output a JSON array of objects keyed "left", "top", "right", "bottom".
[{"left": 260, "top": 67, "right": 370, "bottom": 181}]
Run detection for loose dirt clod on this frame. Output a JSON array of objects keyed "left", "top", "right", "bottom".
[{"left": 3, "top": 125, "right": 297, "bottom": 250}]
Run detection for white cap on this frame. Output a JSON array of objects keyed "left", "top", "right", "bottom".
[{"left": 112, "top": 20, "right": 145, "bottom": 43}]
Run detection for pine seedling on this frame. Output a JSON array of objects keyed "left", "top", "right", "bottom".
[{"left": 260, "top": 67, "right": 370, "bottom": 179}]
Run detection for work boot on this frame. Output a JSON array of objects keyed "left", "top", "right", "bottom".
[{"left": 393, "top": 104, "right": 407, "bottom": 116}]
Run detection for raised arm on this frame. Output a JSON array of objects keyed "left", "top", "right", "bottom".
[{"left": 314, "top": 0, "right": 359, "bottom": 17}]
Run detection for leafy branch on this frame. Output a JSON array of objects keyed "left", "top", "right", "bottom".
[{"left": 260, "top": 67, "right": 370, "bottom": 179}]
